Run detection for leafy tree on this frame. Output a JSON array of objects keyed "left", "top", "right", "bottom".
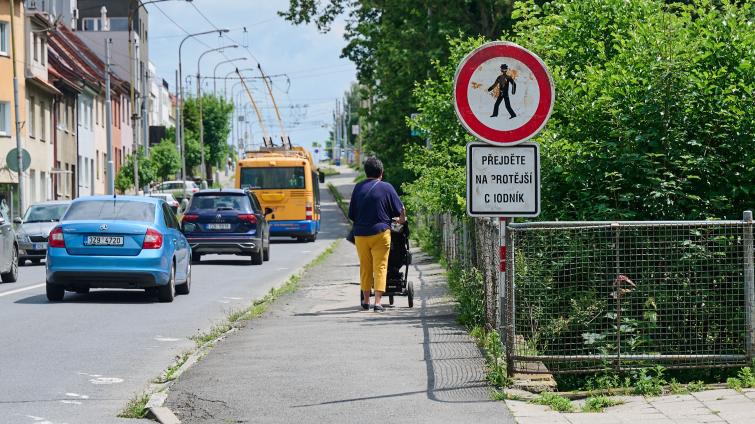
[
  {"left": 182, "top": 94, "right": 234, "bottom": 180},
  {"left": 115, "top": 147, "right": 156, "bottom": 194},
  {"left": 407, "top": 0, "right": 755, "bottom": 221},
  {"left": 151, "top": 133, "right": 181, "bottom": 181},
  {"left": 282, "top": 0, "right": 516, "bottom": 190}
]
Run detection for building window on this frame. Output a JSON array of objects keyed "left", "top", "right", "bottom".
[
  {"left": 0, "top": 102, "right": 9, "bottom": 136},
  {"left": 41, "top": 171, "right": 47, "bottom": 201},
  {"left": 33, "top": 35, "right": 38, "bottom": 62},
  {"left": 96, "top": 150, "right": 100, "bottom": 180},
  {"left": 28, "top": 96, "right": 35, "bottom": 138},
  {"left": 0, "top": 22, "right": 9, "bottom": 56},
  {"left": 40, "top": 38, "right": 46, "bottom": 66},
  {"left": 39, "top": 101, "right": 46, "bottom": 141},
  {"left": 82, "top": 18, "right": 100, "bottom": 32},
  {"left": 30, "top": 169, "right": 37, "bottom": 203},
  {"left": 109, "top": 17, "right": 128, "bottom": 31},
  {"left": 55, "top": 161, "right": 61, "bottom": 196}
]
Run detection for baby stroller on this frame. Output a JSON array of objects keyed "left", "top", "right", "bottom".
[{"left": 361, "top": 221, "right": 415, "bottom": 307}]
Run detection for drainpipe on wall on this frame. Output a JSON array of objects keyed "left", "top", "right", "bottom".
[{"left": 52, "top": 97, "right": 58, "bottom": 200}]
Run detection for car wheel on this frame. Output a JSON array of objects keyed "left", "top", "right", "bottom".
[
  {"left": 251, "top": 248, "right": 263, "bottom": 265},
  {"left": 307, "top": 234, "right": 317, "bottom": 243},
  {"left": 176, "top": 263, "right": 191, "bottom": 295},
  {"left": 1, "top": 247, "right": 19, "bottom": 283},
  {"left": 191, "top": 252, "right": 201, "bottom": 263},
  {"left": 263, "top": 243, "right": 270, "bottom": 261},
  {"left": 46, "top": 283, "right": 65, "bottom": 301},
  {"left": 158, "top": 264, "right": 176, "bottom": 303}
]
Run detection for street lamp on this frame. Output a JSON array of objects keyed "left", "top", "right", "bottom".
[
  {"left": 128, "top": 0, "right": 193, "bottom": 193},
  {"left": 225, "top": 67, "right": 257, "bottom": 99},
  {"left": 213, "top": 57, "right": 247, "bottom": 94},
  {"left": 177, "top": 28, "right": 229, "bottom": 199},
  {"left": 197, "top": 44, "right": 238, "bottom": 181}
]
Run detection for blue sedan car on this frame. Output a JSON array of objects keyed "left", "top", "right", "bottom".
[{"left": 45, "top": 196, "right": 191, "bottom": 303}]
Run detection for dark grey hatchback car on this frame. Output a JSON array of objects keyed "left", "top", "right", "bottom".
[{"left": 180, "top": 189, "right": 271, "bottom": 264}]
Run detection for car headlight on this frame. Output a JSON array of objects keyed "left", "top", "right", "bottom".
[{"left": 17, "top": 234, "right": 30, "bottom": 243}]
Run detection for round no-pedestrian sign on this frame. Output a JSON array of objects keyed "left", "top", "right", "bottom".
[{"left": 454, "top": 41, "right": 554, "bottom": 146}]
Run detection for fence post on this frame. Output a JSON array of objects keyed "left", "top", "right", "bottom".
[
  {"left": 505, "top": 219, "right": 515, "bottom": 377},
  {"left": 744, "top": 210, "right": 754, "bottom": 360}
]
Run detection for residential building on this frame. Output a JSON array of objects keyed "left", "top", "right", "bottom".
[
  {"left": 148, "top": 61, "right": 174, "bottom": 147},
  {"left": 0, "top": 0, "right": 26, "bottom": 217},
  {"left": 75, "top": 0, "right": 147, "bottom": 160},
  {"left": 24, "top": 11, "right": 57, "bottom": 204},
  {"left": 23, "top": 0, "right": 77, "bottom": 29},
  {"left": 48, "top": 22, "right": 129, "bottom": 196}
]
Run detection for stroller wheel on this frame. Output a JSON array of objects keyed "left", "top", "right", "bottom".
[
  {"left": 407, "top": 281, "right": 415, "bottom": 308},
  {"left": 389, "top": 295, "right": 394, "bottom": 305}
]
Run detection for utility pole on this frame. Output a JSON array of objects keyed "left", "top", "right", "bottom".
[
  {"left": 143, "top": 67, "right": 150, "bottom": 157},
  {"left": 105, "top": 39, "right": 114, "bottom": 195},
  {"left": 9, "top": 0, "right": 24, "bottom": 214},
  {"left": 176, "top": 70, "right": 186, "bottom": 200}
]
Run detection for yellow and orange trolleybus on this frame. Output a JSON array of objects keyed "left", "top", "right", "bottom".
[{"left": 235, "top": 147, "right": 324, "bottom": 242}]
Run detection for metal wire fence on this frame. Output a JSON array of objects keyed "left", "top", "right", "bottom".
[{"left": 420, "top": 213, "right": 755, "bottom": 376}]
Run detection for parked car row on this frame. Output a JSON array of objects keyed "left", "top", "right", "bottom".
[{"left": 0, "top": 187, "right": 273, "bottom": 304}]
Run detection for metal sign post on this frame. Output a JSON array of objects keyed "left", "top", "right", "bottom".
[{"left": 454, "top": 41, "right": 554, "bottom": 374}]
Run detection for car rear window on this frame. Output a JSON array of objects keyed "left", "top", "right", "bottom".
[
  {"left": 63, "top": 200, "right": 156, "bottom": 223},
  {"left": 189, "top": 194, "right": 251, "bottom": 212},
  {"left": 24, "top": 204, "right": 70, "bottom": 222}
]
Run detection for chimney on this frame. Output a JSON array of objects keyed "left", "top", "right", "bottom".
[{"left": 100, "top": 6, "right": 109, "bottom": 31}]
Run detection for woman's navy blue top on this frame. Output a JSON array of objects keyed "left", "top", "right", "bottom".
[{"left": 348, "top": 179, "right": 404, "bottom": 236}]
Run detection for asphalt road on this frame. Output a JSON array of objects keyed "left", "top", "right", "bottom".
[{"left": 0, "top": 176, "right": 349, "bottom": 424}]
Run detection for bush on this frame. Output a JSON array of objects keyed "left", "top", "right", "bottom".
[
  {"left": 582, "top": 395, "right": 622, "bottom": 412},
  {"left": 407, "top": 0, "right": 755, "bottom": 221}
]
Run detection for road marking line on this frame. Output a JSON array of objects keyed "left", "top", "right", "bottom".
[{"left": 0, "top": 283, "right": 45, "bottom": 298}]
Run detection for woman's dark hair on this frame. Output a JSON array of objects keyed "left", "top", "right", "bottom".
[{"left": 364, "top": 157, "right": 384, "bottom": 178}]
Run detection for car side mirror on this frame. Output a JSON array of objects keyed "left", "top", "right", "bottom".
[
  {"left": 264, "top": 207, "right": 273, "bottom": 216},
  {"left": 13, "top": 217, "right": 22, "bottom": 224},
  {"left": 318, "top": 172, "right": 325, "bottom": 183}
]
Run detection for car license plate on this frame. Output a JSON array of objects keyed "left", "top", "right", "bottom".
[
  {"left": 85, "top": 235, "right": 124, "bottom": 246},
  {"left": 33, "top": 243, "right": 47, "bottom": 250},
  {"left": 207, "top": 223, "right": 231, "bottom": 230}
]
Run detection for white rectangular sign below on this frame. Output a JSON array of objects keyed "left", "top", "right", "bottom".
[{"left": 467, "top": 142, "right": 540, "bottom": 217}]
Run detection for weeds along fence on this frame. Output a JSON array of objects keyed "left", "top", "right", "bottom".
[{"left": 419, "top": 212, "right": 755, "bottom": 376}]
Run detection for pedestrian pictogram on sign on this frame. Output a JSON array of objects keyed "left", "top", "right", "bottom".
[{"left": 454, "top": 41, "right": 554, "bottom": 146}]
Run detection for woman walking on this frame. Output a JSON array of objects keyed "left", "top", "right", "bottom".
[{"left": 349, "top": 157, "right": 406, "bottom": 312}]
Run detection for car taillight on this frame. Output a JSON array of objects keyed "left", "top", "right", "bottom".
[
  {"left": 49, "top": 226, "right": 65, "bottom": 248},
  {"left": 305, "top": 203, "right": 313, "bottom": 220},
  {"left": 238, "top": 214, "right": 258, "bottom": 224},
  {"left": 143, "top": 228, "right": 163, "bottom": 249},
  {"left": 182, "top": 214, "right": 199, "bottom": 222}
]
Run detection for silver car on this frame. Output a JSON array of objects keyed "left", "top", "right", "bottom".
[
  {"left": 0, "top": 207, "right": 18, "bottom": 282},
  {"left": 14, "top": 201, "right": 71, "bottom": 265}
]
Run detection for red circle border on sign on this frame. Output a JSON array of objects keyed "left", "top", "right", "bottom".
[{"left": 454, "top": 42, "right": 554, "bottom": 145}]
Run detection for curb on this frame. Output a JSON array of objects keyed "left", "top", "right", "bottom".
[
  {"left": 141, "top": 240, "right": 341, "bottom": 423},
  {"left": 145, "top": 328, "right": 236, "bottom": 423}
]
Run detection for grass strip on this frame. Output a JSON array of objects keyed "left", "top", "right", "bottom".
[
  {"left": 531, "top": 392, "right": 574, "bottom": 412},
  {"left": 122, "top": 240, "right": 341, "bottom": 420},
  {"left": 582, "top": 395, "right": 623, "bottom": 412},
  {"left": 190, "top": 240, "right": 339, "bottom": 347},
  {"left": 118, "top": 393, "right": 150, "bottom": 419},
  {"left": 327, "top": 183, "right": 350, "bottom": 219},
  {"left": 320, "top": 167, "right": 340, "bottom": 177}
]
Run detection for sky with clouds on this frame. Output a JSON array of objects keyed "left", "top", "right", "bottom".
[{"left": 146, "top": 0, "right": 356, "bottom": 159}]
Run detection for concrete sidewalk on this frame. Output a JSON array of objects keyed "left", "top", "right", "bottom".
[{"left": 164, "top": 174, "right": 513, "bottom": 423}]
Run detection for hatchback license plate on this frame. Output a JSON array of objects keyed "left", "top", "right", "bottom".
[
  {"left": 85, "top": 235, "right": 124, "bottom": 246},
  {"left": 207, "top": 223, "right": 231, "bottom": 230}
]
